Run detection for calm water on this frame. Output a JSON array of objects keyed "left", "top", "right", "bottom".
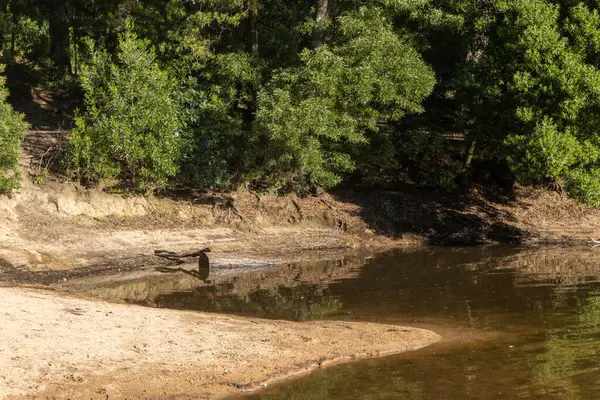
[{"left": 74, "top": 246, "right": 600, "bottom": 399}]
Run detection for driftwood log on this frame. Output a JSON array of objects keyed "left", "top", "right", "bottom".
[
  {"left": 154, "top": 248, "right": 211, "bottom": 264},
  {"left": 154, "top": 248, "right": 211, "bottom": 282}
]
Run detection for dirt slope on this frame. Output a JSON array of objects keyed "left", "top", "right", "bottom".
[{"left": 3, "top": 176, "right": 600, "bottom": 278}]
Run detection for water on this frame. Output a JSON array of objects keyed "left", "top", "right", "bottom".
[{"left": 71, "top": 246, "right": 600, "bottom": 399}]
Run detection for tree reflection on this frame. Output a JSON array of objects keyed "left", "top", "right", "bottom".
[
  {"left": 241, "top": 360, "right": 424, "bottom": 400},
  {"left": 533, "top": 292, "right": 600, "bottom": 398},
  {"left": 155, "top": 284, "right": 344, "bottom": 321}
]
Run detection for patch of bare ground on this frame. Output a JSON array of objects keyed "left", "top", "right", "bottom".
[
  {"left": 492, "top": 186, "right": 600, "bottom": 243},
  {"left": 0, "top": 172, "right": 396, "bottom": 279},
  {"left": 331, "top": 184, "right": 600, "bottom": 245},
  {"left": 1, "top": 287, "right": 439, "bottom": 400},
  {"left": 3, "top": 175, "right": 600, "bottom": 280}
]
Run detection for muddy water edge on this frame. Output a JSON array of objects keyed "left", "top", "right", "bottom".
[{"left": 8, "top": 245, "right": 600, "bottom": 399}]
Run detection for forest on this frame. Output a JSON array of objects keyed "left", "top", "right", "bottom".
[{"left": 1, "top": 0, "right": 600, "bottom": 204}]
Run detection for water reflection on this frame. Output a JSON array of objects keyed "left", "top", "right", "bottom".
[
  {"left": 532, "top": 293, "right": 600, "bottom": 397},
  {"left": 155, "top": 264, "right": 210, "bottom": 282},
  {"left": 230, "top": 246, "right": 600, "bottom": 400},
  {"left": 73, "top": 245, "right": 600, "bottom": 399},
  {"left": 81, "top": 255, "right": 367, "bottom": 321}
]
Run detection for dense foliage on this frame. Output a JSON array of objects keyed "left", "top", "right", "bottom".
[
  {"left": 68, "top": 29, "right": 181, "bottom": 190},
  {"left": 467, "top": 0, "right": 600, "bottom": 204},
  {"left": 0, "top": 63, "right": 27, "bottom": 192},
  {"left": 5, "top": 0, "right": 600, "bottom": 203},
  {"left": 250, "top": 7, "right": 435, "bottom": 190}
]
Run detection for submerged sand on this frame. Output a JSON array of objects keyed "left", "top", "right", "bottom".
[{"left": 1, "top": 287, "right": 440, "bottom": 399}]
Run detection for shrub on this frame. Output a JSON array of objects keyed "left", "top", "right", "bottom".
[
  {"left": 68, "top": 28, "right": 182, "bottom": 191},
  {"left": 0, "top": 64, "right": 28, "bottom": 193},
  {"left": 565, "top": 169, "right": 600, "bottom": 207},
  {"left": 397, "top": 129, "right": 466, "bottom": 189},
  {"left": 469, "top": 0, "right": 600, "bottom": 204},
  {"left": 505, "top": 118, "right": 587, "bottom": 184},
  {"left": 176, "top": 52, "right": 260, "bottom": 189},
  {"left": 248, "top": 6, "right": 435, "bottom": 192},
  {"left": 14, "top": 17, "right": 50, "bottom": 62}
]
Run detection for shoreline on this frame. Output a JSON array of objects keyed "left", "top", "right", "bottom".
[
  {"left": 2, "top": 287, "right": 440, "bottom": 399},
  {"left": 2, "top": 175, "right": 600, "bottom": 398},
  {"left": 219, "top": 342, "right": 436, "bottom": 399},
  {"left": 2, "top": 178, "right": 600, "bottom": 282}
]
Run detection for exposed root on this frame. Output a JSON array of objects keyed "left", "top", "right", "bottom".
[{"left": 291, "top": 197, "right": 304, "bottom": 221}]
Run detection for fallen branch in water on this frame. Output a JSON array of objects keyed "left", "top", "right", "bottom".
[
  {"left": 154, "top": 248, "right": 211, "bottom": 282},
  {"left": 154, "top": 249, "right": 211, "bottom": 264}
]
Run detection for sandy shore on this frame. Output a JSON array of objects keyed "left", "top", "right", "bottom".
[
  {"left": 0, "top": 179, "right": 439, "bottom": 399},
  {"left": 1, "top": 287, "right": 440, "bottom": 399}
]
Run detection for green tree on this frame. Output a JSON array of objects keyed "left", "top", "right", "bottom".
[
  {"left": 0, "top": 63, "right": 28, "bottom": 192},
  {"left": 463, "top": 0, "right": 600, "bottom": 204},
  {"left": 249, "top": 5, "right": 435, "bottom": 191},
  {"left": 68, "top": 28, "right": 182, "bottom": 190},
  {"left": 158, "top": 0, "right": 256, "bottom": 188}
]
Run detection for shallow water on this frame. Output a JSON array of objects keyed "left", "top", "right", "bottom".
[{"left": 76, "top": 246, "right": 600, "bottom": 399}]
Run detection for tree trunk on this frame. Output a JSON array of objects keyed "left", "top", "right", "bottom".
[
  {"left": 72, "top": 29, "right": 78, "bottom": 75},
  {"left": 248, "top": 0, "right": 259, "bottom": 58},
  {"left": 465, "top": 138, "right": 476, "bottom": 167},
  {"left": 49, "top": 8, "right": 70, "bottom": 76},
  {"left": 464, "top": 2, "right": 491, "bottom": 167},
  {"left": 242, "top": 0, "right": 260, "bottom": 131},
  {"left": 311, "top": 0, "right": 329, "bottom": 49},
  {"left": 71, "top": 26, "right": 80, "bottom": 75}
]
